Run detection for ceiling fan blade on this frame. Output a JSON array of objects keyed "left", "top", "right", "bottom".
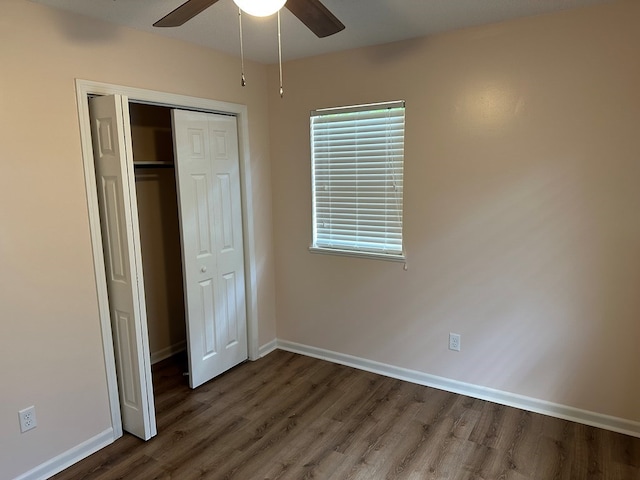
[
  {"left": 285, "top": 0, "right": 345, "bottom": 38},
  {"left": 154, "top": 0, "right": 221, "bottom": 27}
]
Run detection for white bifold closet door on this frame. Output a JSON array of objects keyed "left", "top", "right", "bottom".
[
  {"left": 89, "top": 94, "right": 157, "bottom": 440},
  {"left": 172, "top": 110, "right": 248, "bottom": 389},
  {"left": 88, "top": 95, "right": 248, "bottom": 440}
]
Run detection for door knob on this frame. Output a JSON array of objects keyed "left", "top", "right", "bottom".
[{"left": 200, "top": 266, "right": 207, "bottom": 273}]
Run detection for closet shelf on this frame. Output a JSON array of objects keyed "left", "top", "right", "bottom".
[{"left": 134, "top": 161, "right": 174, "bottom": 168}]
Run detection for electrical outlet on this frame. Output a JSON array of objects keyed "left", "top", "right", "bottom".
[
  {"left": 449, "top": 333, "right": 461, "bottom": 352},
  {"left": 19, "top": 406, "right": 37, "bottom": 433}
]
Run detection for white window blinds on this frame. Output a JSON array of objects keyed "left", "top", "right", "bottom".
[{"left": 310, "top": 101, "right": 405, "bottom": 259}]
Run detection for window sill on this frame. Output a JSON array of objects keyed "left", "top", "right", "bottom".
[{"left": 309, "top": 246, "right": 406, "bottom": 263}]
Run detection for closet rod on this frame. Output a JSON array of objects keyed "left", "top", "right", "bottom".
[{"left": 133, "top": 161, "right": 175, "bottom": 168}]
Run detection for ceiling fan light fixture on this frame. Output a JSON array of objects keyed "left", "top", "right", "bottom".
[{"left": 233, "top": 0, "right": 287, "bottom": 17}]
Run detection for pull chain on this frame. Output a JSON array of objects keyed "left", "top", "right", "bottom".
[
  {"left": 238, "top": 8, "right": 246, "bottom": 87},
  {"left": 278, "top": 10, "right": 283, "bottom": 97}
]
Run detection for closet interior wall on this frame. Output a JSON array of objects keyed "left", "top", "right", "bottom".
[{"left": 130, "top": 103, "right": 186, "bottom": 364}]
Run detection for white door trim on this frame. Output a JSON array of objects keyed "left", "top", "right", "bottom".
[{"left": 75, "top": 79, "right": 260, "bottom": 440}]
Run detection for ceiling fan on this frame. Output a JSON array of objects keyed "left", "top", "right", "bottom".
[{"left": 154, "top": 0, "right": 345, "bottom": 38}]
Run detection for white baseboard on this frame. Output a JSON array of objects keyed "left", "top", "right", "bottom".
[
  {"left": 258, "top": 339, "right": 278, "bottom": 358},
  {"left": 277, "top": 339, "right": 640, "bottom": 439},
  {"left": 13, "top": 428, "right": 114, "bottom": 480},
  {"left": 150, "top": 340, "right": 186, "bottom": 365}
]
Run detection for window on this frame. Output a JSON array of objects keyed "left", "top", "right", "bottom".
[{"left": 310, "top": 101, "right": 405, "bottom": 261}]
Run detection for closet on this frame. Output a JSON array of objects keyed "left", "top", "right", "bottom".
[
  {"left": 88, "top": 94, "right": 248, "bottom": 441},
  {"left": 129, "top": 103, "right": 186, "bottom": 365}
]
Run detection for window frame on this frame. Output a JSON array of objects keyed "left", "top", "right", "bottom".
[{"left": 309, "top": 100, "right": 406, "bottom": 262}]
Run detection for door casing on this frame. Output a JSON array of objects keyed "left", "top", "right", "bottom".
[{"left": 75, "top": 79, "right": 260, "bottom": 440}]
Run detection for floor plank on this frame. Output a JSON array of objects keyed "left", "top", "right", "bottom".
[{"left": 51, "top": 350, "right": 640, "bottom": 480}]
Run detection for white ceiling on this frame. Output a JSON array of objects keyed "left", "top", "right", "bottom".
[{"left": 32, "top": 0, "right": 612, "bottom": 64}]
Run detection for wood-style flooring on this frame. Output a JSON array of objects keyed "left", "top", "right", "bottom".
[{"left": 52, "top": 350, "right": 640, "bottom": 479}]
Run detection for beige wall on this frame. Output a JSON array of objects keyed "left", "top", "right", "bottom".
[
  {"left": 0, "top": 1, "right": 276, "bottom": 478},
  {"left": 269, "top": 0, "right": 640, "bottom": 424}
]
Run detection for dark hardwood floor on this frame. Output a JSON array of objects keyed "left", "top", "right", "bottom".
[{"left": 52, "top": 350, "right": 640, "bottom": 479}]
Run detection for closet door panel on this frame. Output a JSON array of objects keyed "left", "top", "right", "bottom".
[
  {"left": 89, "top": 94, "right": 156, "bottom": 440},
  {"left": 172, "top": 109, "right": 247, "bottom": 388}
]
